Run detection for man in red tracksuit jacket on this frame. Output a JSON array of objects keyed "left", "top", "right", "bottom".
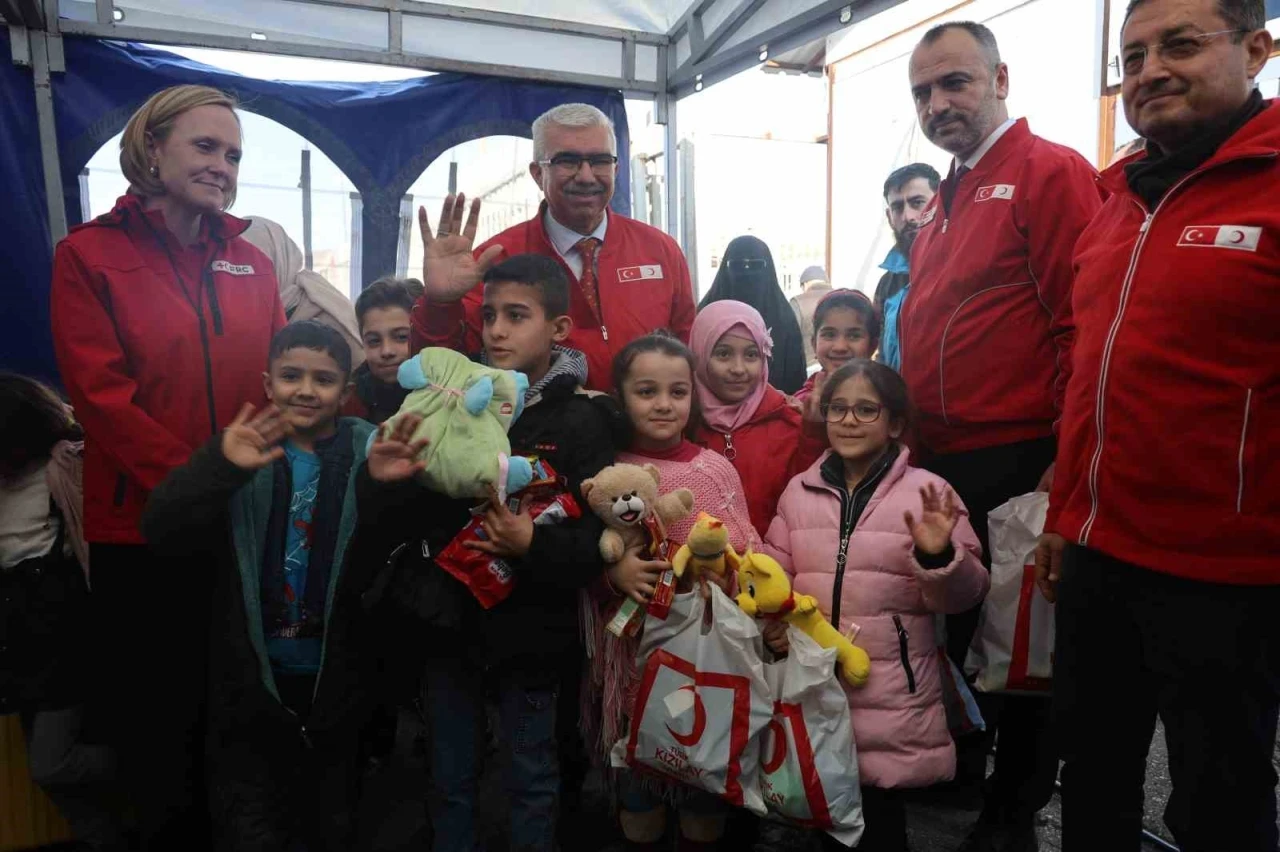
[
  {"left": 409, "top": 103, "right": 696, "bottom": 391},
  {"left": 901, "top": 21, "right": 1104, "bottom": 850},
  {"left": 1037, "top": 1, "right": 1280, "bottom": 849}
]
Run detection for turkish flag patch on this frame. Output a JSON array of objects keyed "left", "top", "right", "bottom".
[
  {"left": 617, "top": 264, "right": 664, "bottom": 282},
  {"left": 974, "top": 184, "right": 1015, "bottom": 202},
  {"left": 1177, "top": 225, "right": 1262, "bottom": 252}
]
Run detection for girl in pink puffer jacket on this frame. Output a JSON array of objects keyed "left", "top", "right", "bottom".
[{"left": 762, "top": 359, "right": 989, "bottom": 852}]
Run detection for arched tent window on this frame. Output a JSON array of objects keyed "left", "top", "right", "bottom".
[
  {"left": 400, "top": 135, "right": 541, "bottom": 282},
  {"left": 83, "top": 108, "right": 361, "bottom": 298}
]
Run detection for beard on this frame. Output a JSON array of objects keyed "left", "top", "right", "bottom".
[{"left": 895, "top": 226, "right": 919, "bottom": 254}]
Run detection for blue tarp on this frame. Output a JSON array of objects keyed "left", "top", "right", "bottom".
[{"left": 0, "top": 36, "right": 630, "bottom": 383}]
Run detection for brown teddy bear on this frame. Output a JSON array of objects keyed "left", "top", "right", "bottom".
[{"left": 580, "top": 463, "right": 694, "bottom": 563}]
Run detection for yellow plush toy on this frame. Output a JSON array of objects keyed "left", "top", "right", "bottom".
[
  {"left": 736, "top": 549, "right": 871, "bottom": 687},
  {"left": 671, "top": 513, "right": 740, "bottom": 581}
]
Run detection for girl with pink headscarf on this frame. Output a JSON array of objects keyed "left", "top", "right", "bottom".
[{"left": 689, "top": 301, "right": 827, "bottom": 538}]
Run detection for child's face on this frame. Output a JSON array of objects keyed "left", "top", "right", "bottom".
[
  {"left": 360, "top": 306, "right": 413, "bottom": 385},
  {"left": 815, "top": 306, "right": 874, "bottom": 375},
  {"left": 825, "top": 374, "right": 902, "bottom": 465},
  {"left": 263, "top": 347, "right": 351, "bottom": 439},
  {"left": 481, "top": 281, "right": 570, "bottom": 381},
  {"left": 704, "top": 331, "right": 763, "bottom": 405},
  {"left": 621, "top": 352, "right": 693, "bottom": 449}
]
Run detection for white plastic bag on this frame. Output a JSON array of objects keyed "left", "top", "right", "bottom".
[
  {"left": 611, "top": 585, "right": 773, "bottom": 814},
  {"left": 760, "top": 628, "right": 864, "bottom": 847},
  {"left": 965, "top": 492, "right": 1054, "bottom": 694}
]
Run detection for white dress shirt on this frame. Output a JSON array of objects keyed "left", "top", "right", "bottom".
[
  {"left": 543, "top": 208, "right": 609, "bottom": 280},
  {"left": 958, "top": 117, "right": 1018, "bottom": 171}
]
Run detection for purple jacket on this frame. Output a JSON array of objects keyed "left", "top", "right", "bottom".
[{"left": 762, "top": 447, "right": 988, "bottom": 789}]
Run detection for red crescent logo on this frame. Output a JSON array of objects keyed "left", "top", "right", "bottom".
[
  {"left": 666, "top": 685, "right": 707, "bottom": 747},
  {"left": 1230, "top": 230, "right": 1245, "bottom": 244},
  {"left": 761, "top": 718, "right": 788, "bottom": 774}
]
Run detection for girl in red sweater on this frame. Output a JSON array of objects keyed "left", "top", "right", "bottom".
[
  {"left": 689, "top": 301, "right": 827, "bottom": 538},
  {"left": 587, "top": 331, "right": 757, "bottom": 852}
]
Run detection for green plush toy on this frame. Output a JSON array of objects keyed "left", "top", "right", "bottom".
[{"left": 381, "top": 347, "right": 534, "bottom": 499}]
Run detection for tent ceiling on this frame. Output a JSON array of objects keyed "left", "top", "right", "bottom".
[{"left": 21, "top": 0, "right": 905, "bottom": 99}]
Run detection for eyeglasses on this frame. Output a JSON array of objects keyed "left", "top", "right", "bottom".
[
  {"left": 726, "top": 258, "right": 769, "bottom": 272},
  {"left": 540, "top": 153, "right": 618, "bottom": 174},
  {"left": 821, "top": 401, "right": 884, "bottom": 424},
  {"left": 1120, "top": 28, "right": 1246, "bottom": 77}
]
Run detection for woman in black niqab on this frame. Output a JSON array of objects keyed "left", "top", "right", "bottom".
[{"left": 698, "top": 235, "right": 807, "bottom": 394}]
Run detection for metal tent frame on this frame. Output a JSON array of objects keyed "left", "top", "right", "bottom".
[{"left": 4, "top": 0, "right": 905, "bottom": 246}]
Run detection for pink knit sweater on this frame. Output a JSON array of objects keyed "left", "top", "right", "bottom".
[{"left": 583, "top": 443, "right": 759, "bottom": 775}]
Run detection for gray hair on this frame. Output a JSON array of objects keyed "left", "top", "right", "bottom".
[{"left": 532, "top": 103, "right": 617, "bottom": 161}]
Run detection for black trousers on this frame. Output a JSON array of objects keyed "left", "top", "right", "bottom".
[
  {"left": 924, "top": 437, "right": 1059, "bottom": 823},
  {"left": 90, "top": 542, "right": 212, "bottom": 850},
  {"left": 1055, "top": 545, "right": 1280, "bottom": 852},
  {"left": 819, "top": 787, "right": 908, "bottom": 852}
]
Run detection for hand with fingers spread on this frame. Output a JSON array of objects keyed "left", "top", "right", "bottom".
[
  {"left": 221, "top": 403, "right": 290, "bottom": 471},
  {"left": 462, "top": 485, "right": 534, "bottom": 559},
  {"left": 419, "top": 194, "right": 506, "bottom": 303},
  {"left": 368, "top": 414, "right": 430, "bottom": 483},
  {"left": 1034, "top": 532, "right": 1066, "bottom": 603},
  {"left": 904, "top": 483, "right": 960, "bottom": 556},
  {"left": 607, "top": 544, "right": 668, "bottom": 606},
  {"left": 800, "top": 372, "right": 829, "bottom": 424}
]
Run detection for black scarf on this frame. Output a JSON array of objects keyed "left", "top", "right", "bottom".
[
  {"left": 699, "top": 235, "right": 808, "bottom": 396},
  {"left": 1125, "top": 89, "right": 1264, "bottom": 209},
  {"left": 261, "top": 419, "right": 355, "bottom": 638}
]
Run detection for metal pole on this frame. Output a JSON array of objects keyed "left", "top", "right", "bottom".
[
  {"left": 300, "top": 147, "right": 313, "bottom": 269},
  {"left": 448, "top": 161, "right": 458, "bottom": 196},
  {"left": 30, "top": 29, "right": 67, "bottom": 246}
]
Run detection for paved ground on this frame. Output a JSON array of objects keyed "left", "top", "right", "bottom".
[{"left": 355, "top": 710, "right": 1280, "bottom": 852}]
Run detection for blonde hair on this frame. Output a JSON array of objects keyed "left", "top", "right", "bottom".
[
  {"left": 531, "top": 103, "right": 616, "bottom": 161},
  {"left": 119, "top": 85, "right": 241, "bottom": 209}
]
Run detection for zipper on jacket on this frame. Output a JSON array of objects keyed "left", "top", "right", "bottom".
[
  {"left": 204, "top": 269, "right": 224, "bottom": 335},
  {"left": 1082, "top": 153, "right": 1276, "bottom": 542},
  {"left": 1238, "top": 388, "right": 1254, "bottom": 513},
  {"left": 721, "top": 431, "right": 737, "bottom": 462},
  {"left": 829, "top": 488, "right": 856, "bottom": 630},
  {"left": 893, "top": 614, "right": 917, "bottom": 694}
]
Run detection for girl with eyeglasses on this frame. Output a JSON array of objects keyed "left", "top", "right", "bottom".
[{"left": 760, "top": 359, "right": 988, "bottom": 852}]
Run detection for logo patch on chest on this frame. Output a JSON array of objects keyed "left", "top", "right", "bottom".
[
  {"left": 210, "top": 260, "right": 256, "bottom": 275},
  {"left": 974, "top": 184, "right": 1015, "bottom": 202},
  {"left": 617, "top": 265, "right": 664, "bottom": 282},
  {"left": 920, "top": 207, "right": 937, "bottom": 226},
  {"left": 1177, "top": 225, "right": 1262, "bottom": 252}
]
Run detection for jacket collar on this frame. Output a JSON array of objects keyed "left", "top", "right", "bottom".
[
  {"left": 1099, "top": 99, "right": 1280, "bottom": 197},
  {"left": 946, "top": 117, "right": 1032, "bottom": 184},
  {"left": 524, "top": 346, "right": 589, "bottom": 408},
  {"left": 78, "top": 191, "right": 252, "bottom": 244},
  {"left": 879, "top": 247, "right": 910, "bottom": 274},
  {"left": 803, "top": 442, "right": 911, "bottom": 498}
]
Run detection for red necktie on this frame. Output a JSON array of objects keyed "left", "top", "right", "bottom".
[{"left": 575, "top": 237, "right": 602, "bottom": 322}]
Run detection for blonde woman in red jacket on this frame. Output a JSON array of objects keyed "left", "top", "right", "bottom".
[{"left": 50, "top": 84, "right": 284, "bottom": 850}]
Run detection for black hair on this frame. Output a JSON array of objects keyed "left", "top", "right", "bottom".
[
  {"left": 0, "top": 372, "right": 82, "bottom": 478},
  {"left": 884, "top": 162, "right": 942, "bottom": 199},
  {"left": 610, "top": 330, "right": 702, "bottom": 442},
  {"left": 482, "top": 253, "right": 571, "bottom": 318},
  {"left": 819, "top": 359, "right": 913, "bottom": 434},
  {"left": 268, "top": 320, "right": 353, "bottom": 378},
  {"left": 354, "top": 276, "right": 424, "bottom": 331},
  {"left": 920, "top": 20, "right": 1002, "bottom": 69},
  {"left": 812, "top": 290, "right": 882, "bottom": 349},
  {"left": 1124, "top": 0, "right": 1264, "bottom": 31}
]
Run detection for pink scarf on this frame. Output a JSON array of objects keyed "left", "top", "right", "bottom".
[{"left": 691, "top": 300, "right": 773, "bottom": 433}]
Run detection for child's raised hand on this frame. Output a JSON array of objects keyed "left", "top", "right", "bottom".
[
  {"left": 221, "top": 403, "right": 290, "bottom": 471},
  {"left": 463, "top": 485, "right": 534, "bottom": 559},
  {"left": 904, "top": 483, "right": 959, "bottom": 556},
  {"left": 800, "top": 372, "right": 828, "bottom": 424},
  {"left": 607, "top": 544, "right": 667, "bottom": 605},
  {"left": 368, "top": 414, "right": 429, "bottom": 483}
]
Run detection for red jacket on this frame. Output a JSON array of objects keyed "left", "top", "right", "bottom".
[
  {"left": 900, "top": 119, "right": 1104, "bottom": 456},
  {"left": 1047, "top": 101, "right": 1280, "bottom": 585},
  {"left": 691, "top": 387, "right": 827, "bottom": 539},
  {"left": 51, "top": 194, "right": 286, "bottom": 544},
  {"left": 411, "top": 203, "right": 696, "bottom": 391}
]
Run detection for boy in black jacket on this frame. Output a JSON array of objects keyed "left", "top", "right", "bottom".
[
  {"left": 360, "top": 253, "right": 614, "bottom": 852},
  {"left": 143, "top": 321, "right": 396, "bottom": 852}
]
